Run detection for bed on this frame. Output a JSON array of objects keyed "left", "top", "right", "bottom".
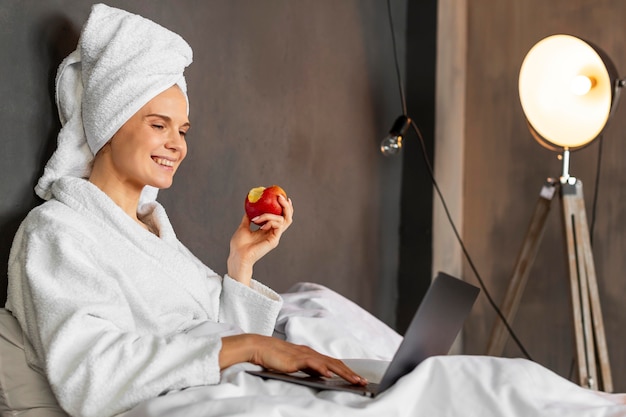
[{"left": 2, "top": 282, "right": 625, "bottom": 417}]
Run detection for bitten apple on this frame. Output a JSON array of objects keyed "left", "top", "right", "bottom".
[{"left": 244, "top": 185, "right": 288, "bottom": 224}]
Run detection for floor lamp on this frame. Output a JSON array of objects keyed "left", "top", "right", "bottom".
[{"left": 487, "top": 34, "right": 624, "bottom": 392}]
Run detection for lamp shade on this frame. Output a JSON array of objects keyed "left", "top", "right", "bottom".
[{"left": 519, "top": 34, "right": 621, "bottom": 151}]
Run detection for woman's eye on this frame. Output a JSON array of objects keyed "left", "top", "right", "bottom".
[
  {"left": 179, "top": 131, "right": 187, "bottom": 138},
  {"left": 152, "top": 124, "right": 164, "bottom": 130}
]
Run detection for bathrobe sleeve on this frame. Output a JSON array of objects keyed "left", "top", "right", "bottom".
[
  {"left": 6, "top": 203, "right": 280, "bottom": 417},
  {"left": 220, "top": 275, "right": 283, "bottom": 335}
]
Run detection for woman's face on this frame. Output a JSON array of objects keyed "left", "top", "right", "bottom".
[{"left": 105, "top": 85, "right": 189, "bottom": 192}]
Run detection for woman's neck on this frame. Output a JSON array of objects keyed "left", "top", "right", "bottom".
[
  {"left": 88, "top": 168, "right": 143, "bottom": 226},
  {"left": 91, "top": 177, "right": 143, "bottom": 222}
]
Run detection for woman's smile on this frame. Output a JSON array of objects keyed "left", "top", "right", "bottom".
[{"left": 152, "top": 156, "right": 176, "bottom": 169}]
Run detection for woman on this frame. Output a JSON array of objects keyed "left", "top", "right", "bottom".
[{"left": 5, "top": 4, "right": 364, "bottom": 417}]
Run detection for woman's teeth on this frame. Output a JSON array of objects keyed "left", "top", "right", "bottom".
[{"left": 153, "top": 157, "right": 174, "bottom": 167}]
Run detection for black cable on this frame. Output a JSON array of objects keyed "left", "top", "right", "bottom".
[
  {"left": 386, "top": 0, "right": 408, "bottom": 116},
  {"left": 409, "top": 121, "right": 533, "bottom": 361},
  {"left": 385, "top": 0, "right": 533, "bottom": 360}
]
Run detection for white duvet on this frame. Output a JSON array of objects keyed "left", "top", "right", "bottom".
[{"left": 121, "top": 282, "right": 626, "bottom": 417}]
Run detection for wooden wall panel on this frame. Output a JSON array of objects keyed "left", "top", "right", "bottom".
[{"left": 439, "top": 0, "right": 626, "bottom": 391}]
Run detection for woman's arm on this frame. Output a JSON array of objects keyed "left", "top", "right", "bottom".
[
  {"left": 221, "top": 196, "right": 366, "bottom": 384},
  {"left": 219, "top": 334, "right": 367, "bottom": 385}
]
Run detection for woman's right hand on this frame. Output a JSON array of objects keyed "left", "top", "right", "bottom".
[
  {"left": 219, "top": 334, "right": 367, "bottom": 385},
  {"left": 226, "top": 195, "right": 294, "bottom": 286}
]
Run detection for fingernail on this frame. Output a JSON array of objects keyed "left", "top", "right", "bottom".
[
  {"left": 358, "top": 376, "right": 367, "bottom": 384},
  {"left": 251, "top": 216, "right": 260, "bottom": 222}
]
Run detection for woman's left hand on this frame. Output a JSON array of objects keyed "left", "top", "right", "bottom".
[{"left": 227, "top": 195, "right": 293, "bottom": 286}]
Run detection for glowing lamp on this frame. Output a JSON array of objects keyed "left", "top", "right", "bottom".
[{"left": 519, "top": 34, "right": 622, "bottom": 152}]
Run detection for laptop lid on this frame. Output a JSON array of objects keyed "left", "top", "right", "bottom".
[
  {"left": 376, "top": 271, "right": 479, "bottom": 392},
  {"left": 246, "top": 271, "right": 479, "bottom": 396}
]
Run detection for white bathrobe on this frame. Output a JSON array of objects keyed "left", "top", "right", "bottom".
[{"left": 6, "top": 176, "right": 283, "bottom": 417}]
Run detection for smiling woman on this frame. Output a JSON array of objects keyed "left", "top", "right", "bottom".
[
  {"left": 3, "top": 4, "right": 363, "bottom": 417},
  {"left": 88, "top": 86, "right": 190, "bottom": 230}
]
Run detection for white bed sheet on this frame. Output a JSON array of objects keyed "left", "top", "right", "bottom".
[{"left": 120, "top": 283, "right": 626, "bottom": 417}]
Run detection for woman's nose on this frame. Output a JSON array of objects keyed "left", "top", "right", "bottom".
[{"left": 166, "top": 131, "right": 185, "bottom": 151}]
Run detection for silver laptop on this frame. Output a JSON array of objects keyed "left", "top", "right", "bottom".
[{"left": 246, "top": 271, "right": 479, "bottom": 397}]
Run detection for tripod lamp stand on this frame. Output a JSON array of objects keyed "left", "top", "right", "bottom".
[{"left": 487, "top": 34, "right": 624, "bottom": 392}]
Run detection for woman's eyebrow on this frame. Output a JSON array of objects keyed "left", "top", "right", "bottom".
[{"left": 146, "top": 113, "right": 191, "bottom": 128}]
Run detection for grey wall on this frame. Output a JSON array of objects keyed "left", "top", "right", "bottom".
[{"left": 0, "top": 1, "right": 408, "bottom": 326}]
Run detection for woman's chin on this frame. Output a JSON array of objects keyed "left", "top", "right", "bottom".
[{"left": 148, "top": 178, "right": 174, "bottom": 190}]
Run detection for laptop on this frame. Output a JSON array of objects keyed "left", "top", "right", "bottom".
[{"left": 246, "top": 271, "right": 480, "bottom": 397}]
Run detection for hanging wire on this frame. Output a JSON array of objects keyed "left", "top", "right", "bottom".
[
  {"left": 387, "top": 0, "right": 408, "bottom": 116},
  {"left": 409, "top": 121, "right": 533, "bottom": 361},
  {"left": 385, "top": 0, "right": 533, "bottom": 361}
]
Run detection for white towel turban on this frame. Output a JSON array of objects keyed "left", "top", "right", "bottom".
[{"left": 35, "top": 3, "right": 193, "bottom": 202}]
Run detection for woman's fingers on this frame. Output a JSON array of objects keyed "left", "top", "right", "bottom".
[
  {"left": 300, "top": 355, "right": 368, "bottom": 386},
  {"left": 259, "top": 217, "right": 284, "bottom": 231},
  {"left": 252, "top": 337, "right": 367, "bottom": 386},
  {"left": 253, "top": 195, "right": 293, "bottom": 230},
  {"left": 281, "top": 195, "right": 294, "bottom": 223}
]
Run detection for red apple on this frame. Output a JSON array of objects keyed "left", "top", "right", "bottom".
[{"left": 244, "top": 185, "right": 288, "bottom": 224}]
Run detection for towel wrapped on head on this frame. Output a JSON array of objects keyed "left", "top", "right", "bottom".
[{"left": 36, "top": 3, "right": 193, "bottom": 203}]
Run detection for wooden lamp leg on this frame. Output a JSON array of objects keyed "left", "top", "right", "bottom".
[
  {"left": 487, "top": 178, "right": 612, "bottom": 392},
  {"left": 486, "top": 180, "right": 557, "bottom": 356},
  {"left": 562, "top": 180, "right": 612, "bottom": 392}
]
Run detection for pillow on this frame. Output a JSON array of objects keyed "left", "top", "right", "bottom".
[{"left": 0, "top": 308, "right": 69, "bottom": 416}]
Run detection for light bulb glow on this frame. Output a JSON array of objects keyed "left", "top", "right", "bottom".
[
  {"left": 381, "top": 135, "right": 402, "bottom": 156},
  {"left": 570, "top": 75, "right": 595, "bottom": 96}
]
